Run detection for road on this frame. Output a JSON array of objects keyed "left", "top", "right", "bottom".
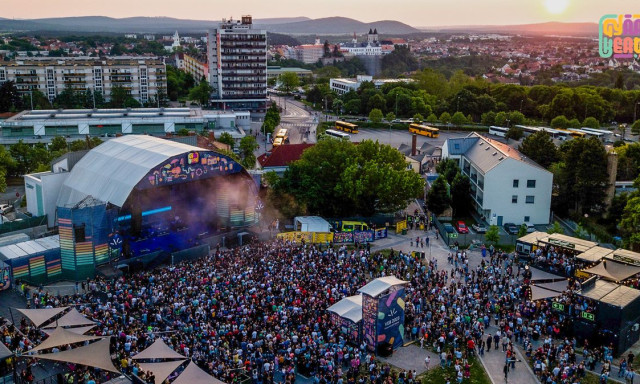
[
  {"left": 351, "top": 127, "right": 468, "bottom": 151},
  {"left": 270, "top": 95, "right": 318, "bottom": 145}
]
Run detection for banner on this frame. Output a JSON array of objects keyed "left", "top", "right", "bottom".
[
  {"left": 334, "top": 232, "right": 354, "bottom": 243},
  {"left": 362, "top": 293, "right": 378, "bottom": 352},
  {"left": 396, "top": 220, "right": 407, "bottom": 234},
  {"left": 276, "top": 231, "right": 333, "bottom": 244},
  {"left": 354, "top": 231, "right": 374, "bottom": 243},
  {"left": 375, "top": 228, "right": 388, "bottom": 239},
  {"left": 376, "top": 288, "right": 405, "bottom": 350}
]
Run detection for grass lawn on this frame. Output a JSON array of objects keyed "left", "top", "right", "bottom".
[{"left": 417, "top": 356, "right": 491, "bottom": 384}]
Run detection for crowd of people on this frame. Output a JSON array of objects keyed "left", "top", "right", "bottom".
[{"left": 1, "top": 235, "right": 634, "bottom": 384}]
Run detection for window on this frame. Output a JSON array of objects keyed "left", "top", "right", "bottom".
[
  {"left": 524, "top": 216, "right": 530, "bottom": 222},
  {"left": 526, "top": 195, "right": 535, "bottom": 204},
  {"left": 527, "top": 179, "right": 536, "bottom": 188},
  {"left": 513, "top": 179, "right": 519, "bottom": 188},
  {"left": 512, "top": 195, "right": 518, "bottom": 204},
  {"left": 74, "top": 224, "right": 86, "bottom": 243}
]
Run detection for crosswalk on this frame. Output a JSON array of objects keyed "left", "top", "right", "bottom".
[{"left": 280, "top": 123, "right": 316, "bottom": 128}]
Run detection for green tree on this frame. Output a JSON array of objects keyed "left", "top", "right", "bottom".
[
  {"left": 481, "top": 111, "right": 496, "bottom": 126},
  {"left": 550, "top": 115, "right": 570, "bottom": 129},
  {"left": 505, "top": 126, "right": 524, "bottom": 141},
  {"left": 632, "top": 120, "right": 640, "bottom": 135},
  {"left": 494, "top": 111, "right": 508, "bottom": 126},
  {"left": 547, "top": 221, "right": 565, "bottom": 234},
  {"left": 385, "top": 112, "right": 396, "bottom": 122},
  {"left": 426, "top": 113, "right": 437, "bottom": 124},
  {"left": 188, "top": 80, "right": 212, "bottom": 106},
  {"left": 508, "top": 111, "right": 526, "bottom": 126},
  {"left": 176, "top": 128, "right": 190, "bottom": 136},
  {"left": 436, "top": 158, "right": 460, "bottom": 184},
  {"left": 369, "top": 108, "right": 383, "bottom": 124},
  {"left": 568, "top": 118, "right": 581, "bottom": 128},
  {"left": 451, "top": 111, "right": 467, "bottom": 126},
  {"left": 450, "top": 173, "right": 471, "bottom": 217},
  {"left": 518, "top": 130, "right": 559, "bottom": 169},
  {"left": 239, "top": 135, "right": 259, "bottom": 169},
  {"left": 344, "top": 99, "right": 361, "bottom": 115},
  {"left": 279, "top": 72, "right": 300, "bottom": 94},
  {"left": 413, "top": 113, "right": 424, "bottom": 123},
  {"left": 109, "top": 85, "right": 129, "bottom": 108},
  {"left": 218, "top": 132, "right": 235, "bottom": 149},
  {"left": 439, "top": 112, "right": 451, "bottom": 124},
  {"left": 427, "top": 175, "right": 450, "bottom": 216},
  {"left": 517, "top": 224, "right": 528, "bottom": 238},
  {"left": 583, "top": 117, "right": 600, "bottom": 128},
  {"left": 622, "top": 195, "right": 640, "bottom": 250},
  {"left": 0, "top": 168, "right": 6, "bottom": 194},
  {"left": 0, "top": 81, "right": 23, "bottom": 112},
  {"left": 69, "top": 140, "right": 88, "bottom": 151},
  {"left": 485, "top": 225, "right": 500, "bottom": 244},
  {"left": 554, "top": 137, "right": 609, "bottom": 215}
]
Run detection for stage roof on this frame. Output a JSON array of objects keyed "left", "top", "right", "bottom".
[
  {"left": 577, "top": 246, "right": 614, "bottom": 264},
  {"left": 57, "top": 135, "right": 209, "bottom": 208},
  {"left": 583, "top": 260, "right": 640, "bottom": 282}
]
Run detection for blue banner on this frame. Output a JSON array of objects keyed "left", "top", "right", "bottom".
[{"left": 376, "top": 288, "right": 405, "bottom": 350}]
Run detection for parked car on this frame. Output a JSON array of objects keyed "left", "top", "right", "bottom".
[
  {"left": 456, "top": 221, "right": 469, "bottom": 234},
  {"left": 526, "top": 223, "right": 536, "bottom": 233},
  {"left": 472, "top": 224, "right": 487, "bottom": 233},
  {"left": 503, "top": 222, "right": 518, "bottom": 235},
  {"left": 0, "top": 204, "right": 12, "bottom": 215},
  {"left": 443, "top": 223, "right": 456, "bottom": 234}
]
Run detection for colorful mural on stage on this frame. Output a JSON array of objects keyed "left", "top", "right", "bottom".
[
  {"left": 376, "top": 288, "right": 406, "bottom": 350},
  {"left": 141, "top": 152, "right": 242, "bottom": 189}
]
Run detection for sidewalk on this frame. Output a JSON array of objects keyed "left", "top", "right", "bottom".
[{"left": 479, "top": 328, "right": 539, "bottom": 384}]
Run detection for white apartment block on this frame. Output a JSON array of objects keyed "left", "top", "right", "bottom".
[
  {"left": 330, "top": 75, "right": 413, "bottom": 95},
  {"left": 442, "top": 133, "right": 553, "bottom": 225},
  {"left": 183, "top": 53, "right": 209, "bottom": 82},
  {"left": 0, "top": 56, "right": 167, "bottom": 104}
]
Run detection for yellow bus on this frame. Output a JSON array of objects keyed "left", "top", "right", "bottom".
[
  {"left": 334, "top": 220, "right": 369, "bottom": 232},
  {"left": 409, "top": 123, "right": 440, "bottom": 138},
  {"left": 335, "top": 121, "right": 359, "bottom": 134},
  {"left": 273, "top": 128, "right": 288, "bottom": 147},
  {"left": 557, "top": 129, "right": 586, "bottom": 139}
]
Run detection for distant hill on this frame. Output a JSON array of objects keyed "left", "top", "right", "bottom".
[
  {"left": 262, "top": 17, "right": 419, "bottom": 35},
  {"left": 421, "top": 21, "right": 599, "bottom": 36},
  {"left": 0, "top": 16, "right": 311, "bottom": 34}
]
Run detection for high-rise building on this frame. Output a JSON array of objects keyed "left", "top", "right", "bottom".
[
  {"left": 207, "top": 15, "right": 267, "bottom": 113},
  {"left": 0, "top": 56, "right": 167, "bottom": 104}
]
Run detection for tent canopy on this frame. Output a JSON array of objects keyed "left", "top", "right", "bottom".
[
  {"left": 42, "top": 325, "right": 95, "bottom": 336},
  {"left": 529, "top": 267, "right": 564, "bottom": 282},
  {"left": 30, "top": 337, "right": 119, "bottom": 373},
  {"left": 583, "top": 260, "right": 640, "bottom": 282},
  {"left": 43, "top": 308, "right": 95, "bottom": 328},
  {"left": 327, "top": 295, "right": 362, "bottom": 322},
  {"left": 171, "top": 362, "right": 225, "bottom": 384},
  {"left": 30, "top": 326, "right": 101, "bottom": 353},
  {"left": 576, "top": 246, "right": 613, "bottom": 264},
  {"left": 530, "top": 285, "right": 563, "bottom": 301},
  {"left": 15, "top": 307, "right": 68, "bottom": 328},
  {"left": 357, "top": 276, "right": 407, "bottom": 297},
  {"left": 137, "top": 359, "right": 187, "bottom": 384},
  {"left": 0, "top": 342, "right": 12, "bottom": 360},
  {"left": 535, "top": 280, "right": 569, "bottom": 293},
  {"left": 132, "top": 339, "right": 185, "bottom": 360}
]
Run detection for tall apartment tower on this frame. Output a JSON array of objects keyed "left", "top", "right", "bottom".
[{"left": 207, "top": 15, "right": 267, "bottom": 114}]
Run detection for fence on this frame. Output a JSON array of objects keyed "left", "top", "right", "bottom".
[
  {"left": 171, "top": 244, "right": 210, "bottom": 265},
  {"left": 433, "top": 217, "right": 517, "bottom": 248},
  {"left": 0, "top": 215, "right": 48, "bottom": 235}
]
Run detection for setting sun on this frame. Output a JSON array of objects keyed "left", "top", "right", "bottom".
[{"left": 545, "top": 0, "right": 570, "bottom": 14}]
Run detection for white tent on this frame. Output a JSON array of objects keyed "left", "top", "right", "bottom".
[
  {"left": 327, "top": 295, "right": 363, "bottom": 323},
  {"left": 15, "top": 307, "right": 68, "bottom": 328},
  {"left": 357, "top": 276, "right": 408, "bottom": 297},
  {"left": 171, "top": 361, "right": 225, "bottom": 384},
  {"left": 132, "top": 339, "right": 185, "bottom": 360},
  {"left": 43, "top": 308, "right": 95, "bottom": 328},
  {"left": 137, "top": 359, "right": 187, "bottom": 384},
  {"left": 30, "top": 337, "right": 119, "bottom": 373},
  {"left": 30, "top": 326, "right": 101, "bottom": 353}
]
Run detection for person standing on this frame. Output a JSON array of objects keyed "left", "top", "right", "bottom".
[
  {"left": 503, "top": 363, "right": 509, "bottom": 381},
  {"left": 424, "top": 355, "right": 430, "bottom": 369},
  {"left": 486, "top": 334, "right": 492, "bottom": 351}
]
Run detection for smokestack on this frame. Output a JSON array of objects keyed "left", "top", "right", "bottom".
[
  {"left": 412, "top": 134, "right": 417, "bottom": 156},
  {"left": 208, "top": 131, "right": 216, "bottom": 141}
]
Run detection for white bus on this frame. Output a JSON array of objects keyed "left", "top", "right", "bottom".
[
  {"left": 489, "top": 126, "right": 509, "bottom": 137},
  {"left": 325, "top": 129, "right": 351, "bottom": 140},
  {"left": 580, "top": 127, "right": 613, "bottom": 142}
]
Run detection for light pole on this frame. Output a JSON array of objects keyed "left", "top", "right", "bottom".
[
  {"left": 520, "top": 99, "right": 524, "bottom": 113},
  {"left": 29, "top": 90, "right": 34, "bottom": 110}
]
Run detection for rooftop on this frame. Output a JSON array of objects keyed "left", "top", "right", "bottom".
[{"left": 257, "top": 143, "right": 314, "bottom": 168}]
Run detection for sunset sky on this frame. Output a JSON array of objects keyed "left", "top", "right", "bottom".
[{"left": 1, "top": 0, "right": 633, "bottom": 26}]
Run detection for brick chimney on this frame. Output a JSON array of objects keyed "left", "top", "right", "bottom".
[
  {"left": 208, "top": 131, "right": 216, "bottom": 141},
  {"left": 411, "top": 134, "right": 417, "bottom": 156}
]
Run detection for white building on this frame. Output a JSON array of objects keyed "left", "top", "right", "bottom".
[
  {"left": 330, "top": 75, "right": 413, "bottom": 95},
  {"left": 0, "top": 56, "right": 167, "bottom": 104},
  {"left": 441, "top": 133, "right": 553, "bottom": 226},
  {"left": 207, "top": 15, "right": 268, "bottom": 113},
  {"left": 0, "top": 107, "right": 250, "bottom": 144},
  {"left": 340, "top": 29, "right": 383, "bottom": 56}
]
